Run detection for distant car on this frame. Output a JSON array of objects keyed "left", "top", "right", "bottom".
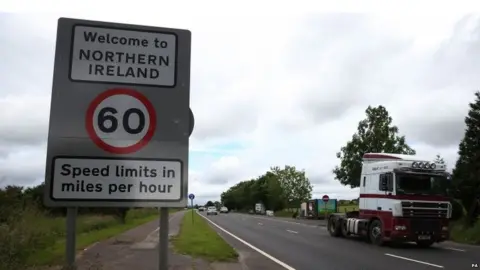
[
  {"left": 206, "top": 206, "right": 218, "bottom": 215},
  {"left": 198, "top": 207, "right": 205, "bottom": 212},
  {"left": 220, "top": 206, "right": 229, "bottom": 213}
]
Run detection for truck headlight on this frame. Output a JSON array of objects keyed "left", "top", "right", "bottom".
[
  {"left": 392, "top": 201, "right": 403, "bottom": 217},
  {"left": 395, "top": 225, "right": 407, "bottom": 231}
]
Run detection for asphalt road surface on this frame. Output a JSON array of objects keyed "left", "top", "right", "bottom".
[{"left": 199, "top": 212, "right": 479, "bottom": 270}]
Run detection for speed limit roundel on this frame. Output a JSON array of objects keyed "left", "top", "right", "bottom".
[{"left": 85, "top": 88, "right": 157, "bottom": 154}]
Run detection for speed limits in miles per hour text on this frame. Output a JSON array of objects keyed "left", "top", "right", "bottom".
[{"left": 51, "top": 157, "right": 182, "bottom": 201}]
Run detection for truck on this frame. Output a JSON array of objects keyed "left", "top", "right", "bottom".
[
  {"left": 255, "top": 202, "right": 266, "bottom": 214},
  {"left": 328, "top": 153, "right": 452, "bottom": 248}
]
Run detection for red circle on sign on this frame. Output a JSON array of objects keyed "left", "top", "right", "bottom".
[
  {"left": 322, "top": 195, "right": 329, "bottom": 202},
  {"left": 85, "top": 88, "right": 157, "bottom": 154}
]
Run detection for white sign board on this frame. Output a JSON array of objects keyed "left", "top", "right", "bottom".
[
  {"left": 70, "top": 25, "right": 177, "bottom": 87},
  {"left": 44, "top": 18, "right": 191, "bottom": 208},
  {"left": 51, "top": 157, "right": 182, "bottom": 200}
]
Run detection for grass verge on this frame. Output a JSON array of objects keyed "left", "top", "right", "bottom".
[
  {"left": 171, "top": 210, "right": 238, "bottom": 262},
  {"left": 0, "top": 208, "right": 179, "bottom": 269},
  {"left": 450, "top": 219, "right": 480, "bottom": 245},
  {"left": 274, "top": 210, "right": 295, "bottom": 217}
]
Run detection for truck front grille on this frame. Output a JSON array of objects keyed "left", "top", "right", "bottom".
[
  {"left": 401, "top": 201, "right": 449, "bottom": 218},
  {"left": 410, "top": 219, "right": 442, "bottom": 233}
]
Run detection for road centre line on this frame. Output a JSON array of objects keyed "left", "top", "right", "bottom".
[
  {"left": 199, "top": 213, "right": 296, "bottom": 270},
  {"left": 286, "top": 230, "right": 298, "bottom": 234},
  {"left": 384, "top": 253, "right": 444, "bottom": 268},
  {"left": 247, "top": 215, "right": 318, "bottom": 228}
]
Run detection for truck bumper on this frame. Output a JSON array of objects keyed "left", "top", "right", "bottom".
[
  {"left": 388, "top": 218, "right": 449, "bottom": 243},
  {"left": 389, "top": 230, "right": 449, "bottom": 243}
]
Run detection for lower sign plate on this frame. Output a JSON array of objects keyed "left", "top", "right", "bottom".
[{"left": 49, "top": 156, "right": 183, "bottom": 206}]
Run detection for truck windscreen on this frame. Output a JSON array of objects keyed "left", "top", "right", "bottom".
[{"left": 395, "top": 173, "right": 448, "bottom": 196}]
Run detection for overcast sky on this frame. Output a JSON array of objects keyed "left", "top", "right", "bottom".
[{"left": 1, "top": 2, "right": 480, "bottom": 205}]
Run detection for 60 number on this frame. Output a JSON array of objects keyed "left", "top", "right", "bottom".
[{"left": 97, "top": 107, "right": 146, "bottom": 134}]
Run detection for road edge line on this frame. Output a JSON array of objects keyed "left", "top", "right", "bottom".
[
  {"left": 198, "top": 213, "right": 296, "bottom": 270},
  {"left": 384, "top": 253, "right": 444, "bottom": 268}
]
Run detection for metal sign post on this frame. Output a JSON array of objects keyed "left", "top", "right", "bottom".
[
  {"left": 65, "top": 207, "right": 77, "bottom": 269},
  {"left": 44, "top": 17, "right": 191, "bottom": 270},
  {"left": 322, "top": 195, "right": 329, "bottom": 220},
  {"left": 188, "top": 193, "right": 195, "bottom": 224}
]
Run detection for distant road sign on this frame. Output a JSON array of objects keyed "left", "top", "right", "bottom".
[
  {"left": 86, "top": 88, "right": 156, "bottom": 154},
  {"left": 44, "top": 17, "right": 191, "bottom": 208},
  {"left": 188, "top": 193, "right": 195, "bottom": 200},
  {"left": 322, "top": 195, "right": 329, "bottom": 202}
]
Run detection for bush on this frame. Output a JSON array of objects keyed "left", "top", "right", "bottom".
[
  {"left": 0, "top": 207, "right": 56, "bottom": 270},
  {"left": 450, "top": 199, "right": 464, "bottom": 221},
  {"left": 450, "top": 219, "right": 480, "bottom": 244}
]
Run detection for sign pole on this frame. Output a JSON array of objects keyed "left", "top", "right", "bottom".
[
  {"left": 188, "top": 194, "right": 195, "bottom": 225},
  {"left": 65, "top": 207, "right": 77, "bottom": 270},
  {"left": 191, "top": 199, "right": 194, "bottom": 224},
  {"left": 322, "top": 195, "right": 330, "bottom": 221},
  {"left": 159, "top": 207, "right": 169, "bottom": 270}
]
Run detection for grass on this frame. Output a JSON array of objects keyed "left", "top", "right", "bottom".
[
  {"left": 274, "top": 210, "right": 295, "bottom": 217},
  {"left": 0, "top": 207, "right": 179, "bottom": 270},
  {"left": 450, "top": 219, "right": 480, "bottom": 245},
  {"left": 171, "top": 210, "right": 238, "bottom": 262},
  {"left": 27, "top": 208, "right": 164, "bottom": 267}
]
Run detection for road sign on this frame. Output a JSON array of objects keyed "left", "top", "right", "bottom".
[
  {"left": 188, "top": 193, "right": 195, "bottom": 200},
  {"left": 189, "top": 108, "right": 195, "bottom": 137},
  {"left": 44, "top": 17, "right": 192, "bottom": 208},
  {"left": 322, "top": 195, "right": 329, "bottom": 202}
]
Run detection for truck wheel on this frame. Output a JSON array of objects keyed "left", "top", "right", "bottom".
[
  {"left": 328, "top": 216, "right": 342, "bottom": 237},
  {"left": 341, "top": 219, "right": 350, "bottom": 237},
  {"left": 369, "top": 219, "right": 384, "bottom": 246},
  {"left": 416, "top": 240, "right": 434, "bottom": 248}
]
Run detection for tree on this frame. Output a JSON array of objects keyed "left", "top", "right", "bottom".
[
  {"left": 205, "top": 201, "right": 215, "bottom": 207},
  {"left": 434, "top": 154, "right": 445, "bottom": 164},
  {"left": 452, "top": 92, "right": 480, "bottom": 227},
  {"left": 333, "top": 105, "right": 416, "bottom": 188},
  {"left": 271, "top": 165, "right": 313, "bottom": 208}
]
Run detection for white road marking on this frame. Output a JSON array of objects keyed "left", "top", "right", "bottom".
[
  {"left": 143, "top": 212, "right": 177, "bottom": 241},
  {"left": 199, "top": 213, "right": 296, "bottom": 270},
  {"left": 441, "top": 247, "right": 466, "bottom": 252},
  {"left": 246, "top": 215, "right": 319, "bottom": 228},
  {"left": 286, "top": 230, "right": 298, "bottom": 234},
  {"left": 384, "top": 253, "right": 444, "bottom": 268},
  {"left": 258, "top": 222, "right": 263, "bottom": 226}
]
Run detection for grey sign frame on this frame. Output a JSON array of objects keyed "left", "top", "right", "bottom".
[{"left": 44, "top": 17, "right": 191, "bottom": 208}]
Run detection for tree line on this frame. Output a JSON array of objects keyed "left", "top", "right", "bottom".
[
  {"left": 220, "top": 92, "right": 480, "bottom": 228},
  {"left": 0, "top": 183, "right": 131, "bottom": 224},
  {"left": 220, "top": 166, "right": 313, "bottom": 211}
]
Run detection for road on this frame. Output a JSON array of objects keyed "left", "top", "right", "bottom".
[{"left": 199, "top": 212, "right": 479, "bottom": 270}]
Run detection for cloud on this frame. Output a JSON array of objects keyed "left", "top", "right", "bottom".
[{"left": 0, "top": 10, "right": 479, "bottom": 204}]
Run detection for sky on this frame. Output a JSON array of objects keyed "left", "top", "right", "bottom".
[{"left": 1, "top": 1, "right": 480, "bottom": 205}]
